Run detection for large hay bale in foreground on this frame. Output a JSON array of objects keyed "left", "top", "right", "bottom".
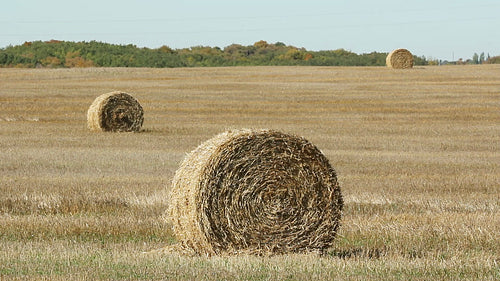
[
  {"left": 87, "top": 91, "right": 144, "bottom": 132},
  {"left": 386, "top": 48, "right": 414, "bottom": 69},
  {"left": 167, "top": 129, "right": 343, "bottom": 255}
]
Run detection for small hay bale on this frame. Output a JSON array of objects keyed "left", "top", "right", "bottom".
[
  {"left": 167, "top": 129, "right": 343, "bottom": 256},
  {"left": 87, "top": 91, "right": 144, "bottom": 132},
  {"left": 386, "top": 48, "right": 414, "bottom": 69}
]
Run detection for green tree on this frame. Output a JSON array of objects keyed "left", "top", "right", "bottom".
[
  {"left": 487, "top": 56, "right": 500, "bottom": 64},
  {"left": 473, "top": 53, "right": 479, "bottom": 64},
  {"left": 0, "top": 40, "right": 445, "bottom": 68},
  {"left": 253, "top": 40, "right": 269, "bottom": 49}
]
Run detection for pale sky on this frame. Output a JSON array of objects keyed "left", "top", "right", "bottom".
[{"left": 2, "top": 0, "right": 499, "bottom": 61}]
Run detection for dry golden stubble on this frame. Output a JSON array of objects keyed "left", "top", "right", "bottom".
[
  {"left": 166, "top": 129, "right": 343, "bottom": 256},
  {"left": 87, "top": 91, "right": 144, "bottom": 132}
]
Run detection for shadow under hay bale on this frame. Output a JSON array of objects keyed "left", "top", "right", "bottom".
[
  {"left": 386, "top": 49, "right": 414, "bottom": 69},
  {"left": 87, "top": 91, "right": 144, "bottom": 132},
  {"left": 167, "top": 129, "right": 343, "bottom": 256}
]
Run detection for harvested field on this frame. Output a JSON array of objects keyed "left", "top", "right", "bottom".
[{"left": 0, "top": 65, "right": 499, "bottom": 280}]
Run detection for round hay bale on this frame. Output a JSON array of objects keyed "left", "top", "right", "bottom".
[
  {"left": 386, "top": 48, "right": 414, "bottom": 69},
  {"left": 87, "top": 91, "right": 144, "bottom": 132},
  {"left": 167, "top": 129, "right": 343, "bottom": 255}
]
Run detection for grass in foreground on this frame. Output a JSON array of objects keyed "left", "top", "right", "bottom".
[{"left": 1, "top": 240, "right": 498, "bottom": 280}]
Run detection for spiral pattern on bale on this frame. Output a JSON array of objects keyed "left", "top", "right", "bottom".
[
  {"left": 167, "top": 129, "right": 343, "bottom": 255},
  {"left": 386, "top": 48, "right": 414, "bottom": 69},
  {"left": 87, "top": 91, "right": 144, "bottom": 132}
]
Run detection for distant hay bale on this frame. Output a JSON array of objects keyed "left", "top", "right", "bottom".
[
  {"left": 87, "top": 91, "right": 144, "bottom": 132},
  {"left": 386, "top": 49, "right": 414, "bottom": 69},
  {"left": 167, "top": 129, "right": 343, "bottom": 256}
]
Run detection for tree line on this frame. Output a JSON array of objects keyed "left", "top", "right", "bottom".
[{"left": 0, "top": 40, "right": 492, "bottom": 68}]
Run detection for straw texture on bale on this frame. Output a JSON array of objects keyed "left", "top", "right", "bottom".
[
  {"left": 167, "top": 129, "right": 343, "bottom": 256},
  {"left": 87, "top": 91, "right": 144, "bottom": 132},
  {"left": 386, "top": 48, "right": 414, "bottom": 69}
]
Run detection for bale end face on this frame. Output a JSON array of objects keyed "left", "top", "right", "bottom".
[
  {"left": 167, "top": 129, "right": 343, "bottom": 256},
  {"left": 386, "top": 48, "right": 414, "bottom": 69},
  {"left": 87, "top": 91, "right": 144, "bottom": 132}
]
